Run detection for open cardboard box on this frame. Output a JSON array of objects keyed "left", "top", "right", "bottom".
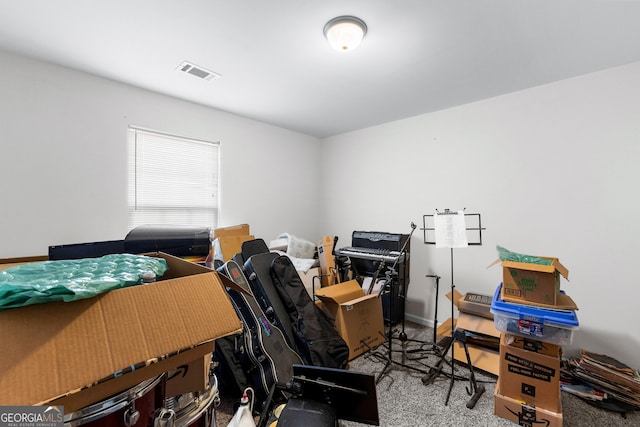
[
  {"left": 315, "top": 280, "right": 384, "bottom": 360},
  {"left": 436, "top": 289, "right": 501, "bottom": 376},
  {"left": 0, "top": 252, "right": 243, "bottom": 412},
  {"left": 166, "top": 352, "right": 212, "bottom": 398},
  {"left": 489, "top": 255, "right": 569, "bottom": 306},
  {"left": 436, "top": 317, "right": 500, "bottom": 376}
]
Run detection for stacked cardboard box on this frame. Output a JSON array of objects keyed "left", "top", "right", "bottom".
[
  {"left": 212, "top": 224, "right": 254, "bottom": 262},
  {"left": 491, "top": 251, "right": 578, "bottom": 427},
  {"left": 436, "top": 289, "right": 501, "bottom": 376}
]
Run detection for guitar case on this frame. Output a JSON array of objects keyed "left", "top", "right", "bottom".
[
  {"left": 231, "top": 238, "right": 270, "bottom": 267},
  {"left": 244, "top": 252, "right": 300, "bottom": 356},
  {"left": 241, "top": 238, "right": 270, "bottom": 260},
  {"left": 270, "top": 255, "right": 350, "bottom": 369},
  {"left": 213, "top": 334, "right": 250, "bottom": 399},
  {"left": 217, "top": 260, "right": 304, "bottom": 402}
]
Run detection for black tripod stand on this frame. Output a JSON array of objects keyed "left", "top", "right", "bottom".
[
  {"left": 423, "top": 274, "right": 443, "bottom": 356},
  {"left": 421, "top": 327, "right": 486, "bottom": 408},
  {"left": 373, "top": 265, "right": 434, "bottom": 384},
  {"left": 371, "top": 223, "right": 440, "bottom": 384}
]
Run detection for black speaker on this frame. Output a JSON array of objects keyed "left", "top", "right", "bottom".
[
  {"left": 124, "top": 224, "right": 211, "bottom": 257},
  {"left": 351, "top": 231, "right": 410, "bottom": 252},
  {"left": 349, "top": 231, "right": 410, "bottom": 325}
]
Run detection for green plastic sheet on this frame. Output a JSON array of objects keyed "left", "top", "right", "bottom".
[
  {"left": 0, "top": 253, "right": 168, "bottom": 310},
  {"left": 496, "top": 245, "right": 552, "bottom": 266}
]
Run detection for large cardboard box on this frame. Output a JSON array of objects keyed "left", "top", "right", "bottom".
[
  {"left": 212, "top": 224, "right": 254, "bottom": 262},
  {"left": 315, "top": 280, "right": 384, "bottom": 360},
  {"left": 494, "top": 383, "right": 563, "bottom": 427},
  {"left": 498, "top": 334, "right": 562, "bottom": 412},
  {"left": 493, "top": 256, "right": 569, "bottom": 306},
  {"left": 0, "top": 252, "right": 243, "bottom": 412},
  {"left": 213, "top": 224, "right": 250, "bottom": 238},
  {"left": 213, "top": 235, "right": 255, "bottom": 262},
  {"left": 165, "top": 352, "right": 212, "bottom": 398}
]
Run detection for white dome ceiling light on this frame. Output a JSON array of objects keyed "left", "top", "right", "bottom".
[{"left": 323, "top": 16, "right": 367, "bottom": 52}]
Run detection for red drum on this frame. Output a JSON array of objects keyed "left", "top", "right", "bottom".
[
  {"left": 64, "top": 374, "right": 166, "bottom": 427},
  {"left": 160, "top": 374, "right": 219, "bottom": 427}
]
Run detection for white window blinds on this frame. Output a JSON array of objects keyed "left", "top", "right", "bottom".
[{"left": 127, "top": 127, "right": 219, "bottom": 231}]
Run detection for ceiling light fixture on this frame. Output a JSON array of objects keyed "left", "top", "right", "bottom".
[{"left": 323, "top": 16, "right": 367, "bottom": 52}]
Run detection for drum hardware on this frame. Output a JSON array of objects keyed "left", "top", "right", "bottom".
[
  {"left": 153, "top": 408, "right": 176, "bottom": 427},
  {"left": 63, "top": 368, "right": 218, "bottom": 427},
  {"left": 64, "top": 374, "right": 166, "bottom": 426},
  {"left": 123, "top": 404, "right": 140, "bottom": 426},
  {"left": 161, "top": 374, "right": 219, "bottom": 427}
]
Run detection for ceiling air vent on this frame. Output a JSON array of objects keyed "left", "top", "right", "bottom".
[{"left": 177, "top": 61, "right": 222, "bottom": 81}]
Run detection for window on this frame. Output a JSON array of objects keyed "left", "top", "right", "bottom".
[{"left": 127, "top": 127, "right": 219, "bottom": 231}]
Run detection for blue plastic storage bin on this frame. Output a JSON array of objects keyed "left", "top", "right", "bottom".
[{"left": 490, "top": 283, "right": 578, "bottom": 346}]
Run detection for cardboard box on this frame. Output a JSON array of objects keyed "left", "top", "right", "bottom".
[
  {"left": 436, "top": 316, "right": 500, "bottom": 376},
  {"left": 213, "top": 235, "right": 255, "bottom": 262},
  {"left": 498, "top": 334, "right": 562, "bottom": 412},
  {"left": 212, "top": 224, "right": 254, "bottom": 262},
  {"left": 318, "top": 236, "right": 337, "bottom": 287},
  {"left": 458, "top": 292, "right": 493, "bottom": 319},
  {"left": 494, "top": 383, "right": 563, "bottom": 427},
  {"left": 213, "top": 224, "right": 250, "bottom": 239},
  {"left": 456, "top": 312, "right": 500, "bottom": 339},
  {"left": 298, "top": 267, "right": 322, "bottom": 299},
  {"left": 500, "top": 285, "right": 578, "bottom": 311},
  {"left": 166, "top": 352, "right": 212, "bottom": 397},
  {"left": 436, "top": 289, "right": 501, "bottom": 376},
  {"left": 492, "top": 256, "right": 569, "bottom": 305},
  {"left": 315, "top": 280, "right": 384, "bottom": 360},
  {"left": 0, "top": 252, "right": 243, "bottom": 412}
]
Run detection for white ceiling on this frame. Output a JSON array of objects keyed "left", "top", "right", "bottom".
[{"left": 1, "top": 1, "right": 639, "bottom": 138}]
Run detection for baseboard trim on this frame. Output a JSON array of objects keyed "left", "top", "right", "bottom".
[{"left": 404, "top": 313, "right": 439, "bottom": 329}]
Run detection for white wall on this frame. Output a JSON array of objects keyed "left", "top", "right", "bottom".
[
  {"left": 320, "top": 61, "right": 640, "bottom": 364},
  {"left": 0, "top": 51, "right": 320, "bottom": 258},
  {"left": 2, "top": 48, "right": 638, "bottom": 365}
]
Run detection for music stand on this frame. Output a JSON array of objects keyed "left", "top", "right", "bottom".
[
  {"left": 257, "top": 364, "right": 379, "bottom": 426},
  {"left": 420, "top": 209, "right": 486, "bottom": 408}
]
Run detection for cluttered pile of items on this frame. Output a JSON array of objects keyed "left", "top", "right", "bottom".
[
  {"left": 0, "top": 249, "right": 242, "bottom": 426},
  {"left": 562, "top": 350, "right": 640, "bottom": 415},
  {"left": 489, "top": 246, "right": 579, "bottom": 427},
  {"left": 0, "top": 224, "right": 383, "bottom": 427}
]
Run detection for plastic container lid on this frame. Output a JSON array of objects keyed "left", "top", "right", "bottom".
[{"left": 490, "top": 283, "right": 579, "bottom": 329}]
